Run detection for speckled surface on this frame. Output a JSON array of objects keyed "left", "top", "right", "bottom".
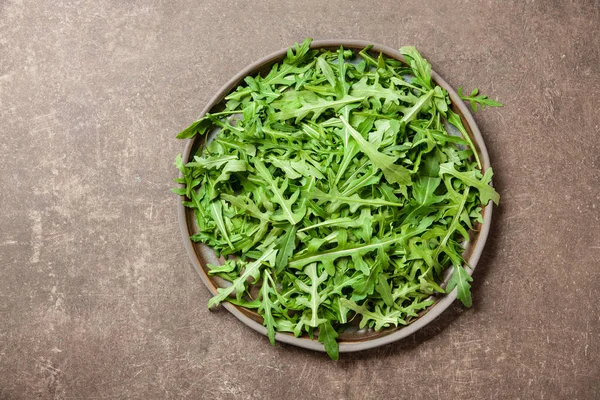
[{"left": 1, "top": 1, "right": 599, "bottom": 399}]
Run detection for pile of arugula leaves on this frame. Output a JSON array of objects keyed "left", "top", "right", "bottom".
[{"left": 173, "top": 39, "right": 501, "bottom": 359}]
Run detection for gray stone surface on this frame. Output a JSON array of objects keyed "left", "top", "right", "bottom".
[{"left": 1, "top": 0, "right": 599, "bottom": 398}]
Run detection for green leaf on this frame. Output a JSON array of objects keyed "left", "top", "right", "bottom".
[
  {"left": 447, "top": 110, "right": 482, "bottom": 169},
  {"left": 275, "top": 225, "right": 297, "bottom": 274},
  {"left": 267, "top": 156, "right": 302, "bottom": 179},
  {"left": 340, "top": 115, "right": 412, "bottom": 186},
  {"left": 212, "top": 159, "right": 248, "bottom": 186},
  {"left": 412, "top": 176, "right": 443, "bottom": 206},
  {"left": 305, "top": 186, "right": 403, "bottom": 214},
  {"left": 458, "top": 86, "right": 503, "bottom": 112},
  {"left": 436, "top": 186, "right": 470, "bottom": 253},
  {"left": 174, "top": 153, "right": 185, "bottom": 173},
  {"left": 401, "top": 298, "right": 435, "bottom": 318},
  {"left": 318, "top": 320, "right": 339, "bottom": 360},
  {"left": 446, "top": 263, "right": 473, "bottom": 307},
  {"left": 376, "top": 274, "right": 394, "bottom": 307},
  {"left": 340, "top": 299, "right": 405, "bottom": 330},
  {"left": 220, "top": 193, "right": 272, "bottom": 222},
  {"left": 207, "top": 246, "right": 277, "bottom": 308},
  {"left": 171, "top": 187, "right": 186, "bottom": 196},
  {"left": 207, "top": 260, "right": 237, "bottom": 275},
  {"left": 176, "top": 111, "right": 241, "bottom": 139},
  {"left": 253, "top": 160, "right": 306, "bottom": 225},
  {"left": 210, "top": 200, "right": 234, "bottom": 249},
  {"left": 295, "top": 263, "right": 329, "bottom": 327},
  {"left": 335, "top": 47, "right": 350, "bottom": 97},
  {"left": 399, "top": 46, "right": 432, "bottom": 90},
  {"left": 350, "top": 77, "right": 416, "bottom": 107},
  {"left": 259, "top": 270, "right": 277, "bottom": 345},
  {"left": 284, "top": 38, "right": 313, "bottom": 66},
  {"left": 176, "top": 116, "right": 213, "bottom": 139},
  {"left": 289, "top": 218, "right": 435, "bottom": 271},
  {"left": 331, "top": 105, "right": 360, "bottom": 186},
  {"left": 273, "top": 94, "right": 364, "bottom": 123},
  {"left": 400, "top": 46, "right": 432, "bottom": 89},
  {"left": 399, "top": 89, "right": 435, "bottom": 123},
  {"left": 316, "top": 56, "right": 337, "bottom": 91},
  {"left": 186, "top": 154, "right": 238, "bottom": 170},
  {"left": 439, "top": 162, "right": 500, "bottom": 205}
]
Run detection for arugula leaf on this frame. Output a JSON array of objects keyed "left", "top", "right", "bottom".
[
  {"left": 186, "top": 154, "right": 238, "bottom": 170},
  {"left": 318, "top": 320, "right": 339, "bottom": 360},
  {"left": 220, "top": 193, "right": 271, "bottom": 222},
  {"left": 306, "top": 186, "right": 403, "bottom": 214},
  {"left": 284, "top": 38, "right": 313, "bottom": 66},
  {"left": 207, "top": 246, "right": 277, "bottom": 308},
  {"left": 331, "top": 105, "right": 360, "bottom": 186},
  {"left": 177, "top": 111, "right": 241, "bottom": 139},
  {"left": 350, "top": 77, "right": 417, "bottom": 107},
  {"left": 289, "top": 218, "right": 435, "bottom": 272},
  {"left": 273, "top": 94, "right": 364, "bottom": 123},
  {"left": 446, "top": 263, "right": 473, "bottom": 307},
  {"left": 340, "top": 115, "right": 412, "bottom": 186},
  {"left": 399, "top": 89, "right": 435, "bottom": 123},
  {"left": 447, "top": 110, "right": 482, "bottom": 169},
  {"left": 254, "top": 160, "right": 306, "bottom": 225},
  {"left": 295, "top": 263, "right": 329, "bottom": 327},
  {"left": 207, "top": 259, "right": 237, "bottom": 275},
  {"left": 458, "top": 87, "right": 504, "bottom": 112},
  {"left": 439, "top": 162, "right": 500, "bottom": 204},
  {"left": 376, "top": 274, "right": 394, "bottom": 307},
  {"left": 209, "top": 200, "right": 234, "bottom": 249},
  {"left": 340, "top": 299, "right": 406, "bottom": 330},
  {"left": 259, "top": 270, "right": 278, "bottom": 345},
  {"left": 316, "top": 56, "right": 338, "bottom": 92},
  {"left": 399, "top": 46, "right": 432, "bottom": 90},
  {"left": 176, "top": 115, "right": 214, "bottom": 139},
  {"left": 275, "top": 225, "right": 297, "bottom": 274}
]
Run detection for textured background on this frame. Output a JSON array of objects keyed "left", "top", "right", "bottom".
[{"left": 1, "top": 0, "right": 599, "bottom": 399}]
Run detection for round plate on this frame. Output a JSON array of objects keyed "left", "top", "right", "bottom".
[{"left": 177, "top": 40, "right": 493, "bottom": 353}]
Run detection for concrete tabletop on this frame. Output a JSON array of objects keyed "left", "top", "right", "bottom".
[{"left": 1, "top": 1, "right": 598, "bottom": 399}]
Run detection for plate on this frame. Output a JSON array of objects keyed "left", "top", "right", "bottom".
[{"left": 177, "top": 40, "right": 493, "bottom": 353}]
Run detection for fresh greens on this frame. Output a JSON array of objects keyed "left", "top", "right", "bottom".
[
  {"left": 174, "top": 39, "right": 501, "bottom": 360},
  {"left": 458, "top": 86, "right": 503, "bottom": 113}
]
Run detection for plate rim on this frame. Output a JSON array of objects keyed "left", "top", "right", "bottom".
[{"left": 177, "top": 39, "right": 494, "bottom": 353}]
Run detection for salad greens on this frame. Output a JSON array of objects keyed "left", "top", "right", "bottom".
[{"left": 173, "top": 39, "right": 501, "bottom": 359}]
